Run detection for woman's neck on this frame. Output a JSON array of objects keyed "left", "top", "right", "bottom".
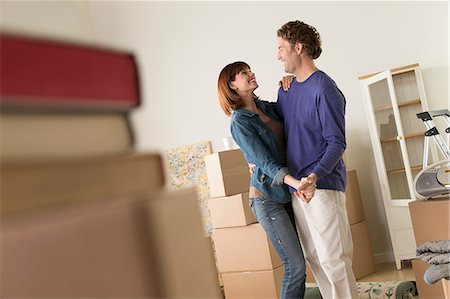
[{"left": 241, "top": 94, "right": 257, "bottom": 113}]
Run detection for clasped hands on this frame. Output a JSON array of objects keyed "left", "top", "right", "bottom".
[
  {"left": 294, "top": 173, "right": 317, "bottom": 204},
  {"left": 248, "top": 163, "right": 317, "bottom": 204}
]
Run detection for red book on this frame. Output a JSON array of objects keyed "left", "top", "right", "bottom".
[{"left": 0, "top": 34, "right": 140, "bottom": 111}]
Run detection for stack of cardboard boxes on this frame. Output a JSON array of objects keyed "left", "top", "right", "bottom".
[
  {"left": 346, "top": 169, "right": 377, "bottom": 279},
  {"left": 205, "top": 149, "right": 284, "bottom": 298},
  {"left": 306, "top": 168, "right": 377, "bottom": 282},
  {"left": 205, "top": 150, "right": 376, "bottom": 297}
]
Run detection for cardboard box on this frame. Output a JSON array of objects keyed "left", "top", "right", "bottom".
[
  {"left": 409, "top": 198, "right": 450, "bottom": 246},
  {"left": 409, "top": 199, "right": 449, "bottom": 299},
  {"left": 1, "top": 194, "right": 159, "bottom": 298},
  {"left": 305, "top": 262, "right": 315, "bottom": 283},
  {"left": 213, "top": 223, "right": 282, "bottom": 273},
  {"left": 145, "top": 189, "right": 222, "bottom": 298},
  {"left": 204, "top": 149, "right": 250, "bottom": 198},
  {"left": 1, "top": 189, "right": 221, "bottom": 298},
  {"left": 1, "top": 153, "right": 165, "bottom": 216},
  {"left": 209, "top": 192, "right": 257, "bottom": 228},
  {"left": 351, "top": 220, "right": 376, "bottom": 279},
  {"left": 412, "top": 259, "right": 445, "bottom": 299},
  {"left": 443, "top": 278, "right": 450, "bottom": 299},
  {"left": 222, "top": 266, "right": 283, "bottom": 299},
  {"left": 304, "top": 220, "right": 376, "bottom": 283},
  {"left": 345, "top": 170, "right": 366, "bottom": 225}
]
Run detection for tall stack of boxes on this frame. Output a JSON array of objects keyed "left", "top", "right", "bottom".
[
  {"left": 205, "top": 150, "right": 376, "bottom": 297},
  {"left": 345, "top": 170, "right": 377, "bottom": 279},
  {"left": 205, "top": 149, "right": 284, "bottom": 298}
]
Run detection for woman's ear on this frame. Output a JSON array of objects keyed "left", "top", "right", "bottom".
[{"left": 229, "top": 81, "right": 238, "bottom": 91}]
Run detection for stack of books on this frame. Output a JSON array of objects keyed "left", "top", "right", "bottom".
[
  {"left": 1, "top": 33, "right": 139, "bottom": 161},
  {"left": 0, "top": 33, "right": 221, "bottom": 298}
]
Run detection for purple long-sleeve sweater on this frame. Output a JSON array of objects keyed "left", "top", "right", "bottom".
[{"left": 277, "top": 70, "right": 347, "bottom": 192}]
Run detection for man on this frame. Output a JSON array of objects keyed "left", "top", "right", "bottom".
[{"left": 276, "top": 20, "right": 359, "bottom": 299}]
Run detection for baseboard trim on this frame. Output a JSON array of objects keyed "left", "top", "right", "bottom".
[{"left": 374, "top": 252, "right": 394, "bottom": 264}]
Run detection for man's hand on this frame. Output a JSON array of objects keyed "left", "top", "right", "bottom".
[
  {"left": 295, "top": 173, "right": 318, "bottom": 203},
  {"left": 295, "top": 184, "right": 316, "bottom": 203},
  {"left": 297, "top": 173, "right": 317, "bottom": 190}
]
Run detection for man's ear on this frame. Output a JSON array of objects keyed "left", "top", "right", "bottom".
[{"left": 295, "top": 43, "right": 303, "bottom": 55}]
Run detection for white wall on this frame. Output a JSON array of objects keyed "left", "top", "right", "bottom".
[
  {"left": 0, "top": 1, "right": 94, "bottom": 44},
  {"left": 2, "top": 1, "right": 448, "bottom": 263}
]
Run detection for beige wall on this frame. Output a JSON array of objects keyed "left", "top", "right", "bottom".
[
  {"left": 1, "top": 1, "right": 448, "bottom": 263},
  {"left": 0, "top": 1, "right": 94, "bottom": 43}
]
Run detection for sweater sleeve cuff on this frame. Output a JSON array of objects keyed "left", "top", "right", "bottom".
[
  {"left": 312, "top": 164, "right": 328, "bottom": 180},
  {"left": 272, "top": 167, "right": 289, "bottom": 186}
]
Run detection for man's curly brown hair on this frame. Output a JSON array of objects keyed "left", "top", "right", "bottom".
[{"left": 277, "top": 20, "right": 322, "bottom": 59}]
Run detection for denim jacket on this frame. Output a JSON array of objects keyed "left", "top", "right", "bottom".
[{"left": 230, "top": 99, "right": 291, "bottom": 203}]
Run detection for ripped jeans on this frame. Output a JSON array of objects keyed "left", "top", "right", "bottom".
[{"left": 250, "top": 196, "right": 306, "bottom": 299}]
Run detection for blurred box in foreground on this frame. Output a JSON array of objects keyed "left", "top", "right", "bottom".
[
  {"left": 1, "top": 194, "right": 158, "bottom": 297},
  {"left": 1, "top": 189, "right": 221, "bottom": 298},
  {"left": 145, "top": 188, "right": 221, "bottom": 298},
  {"left": 1, "top": 153, "right": 164, "bottom": 216}
]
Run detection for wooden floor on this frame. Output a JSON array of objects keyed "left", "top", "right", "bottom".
[{"left": 357, "top": 261, "right": 415, "bottom": 282}]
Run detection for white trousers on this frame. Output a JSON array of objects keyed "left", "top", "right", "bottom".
[{"left": 292, "top": 190, "right": 359, "bottom": 299}]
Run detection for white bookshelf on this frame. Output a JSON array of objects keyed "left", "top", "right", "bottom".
[{"left": 358, "top": 64, "right": 438, "bottom": 269}]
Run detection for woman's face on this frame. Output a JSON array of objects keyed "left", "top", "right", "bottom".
[{"left": 229, "top": 67, "right": 258, "bottom": 94}]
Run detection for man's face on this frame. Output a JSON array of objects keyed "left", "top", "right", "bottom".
[{"left": 277, "top": 36, "right": 299, "bottom": 74}]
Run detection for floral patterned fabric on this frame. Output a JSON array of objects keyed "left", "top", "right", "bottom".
[
  {"left": 164, "top": 141, "right": 212, "bottom": 235},
  {"left": 305, "top": 281, "right": 417, "bottom": 299},
  {"left": 357, "top": 281, "right": 417, "bottom": 299}
]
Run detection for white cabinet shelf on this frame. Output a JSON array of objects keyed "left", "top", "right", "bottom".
[
  {"left": 358, "top": 63, "right": 438, "bottom": 269},
  {"left": 374, "top": 98, "right": 421, "bottom": 113}
]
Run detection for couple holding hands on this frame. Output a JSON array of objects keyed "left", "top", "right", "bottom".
[{"left": 217, "top": 20, "right": 358, "bottom": 299}]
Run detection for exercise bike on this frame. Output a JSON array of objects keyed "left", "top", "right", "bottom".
[{"left": 414, "top": 109, "right": 450, "bottom": 199}]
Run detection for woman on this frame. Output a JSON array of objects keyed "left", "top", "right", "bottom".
[{"left": 217, "top": 61, "right": 315, "bottom": 299}]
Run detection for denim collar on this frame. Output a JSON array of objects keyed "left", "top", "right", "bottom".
[{"left": 235, "top": 107, "right": 257, "bottom": 117}]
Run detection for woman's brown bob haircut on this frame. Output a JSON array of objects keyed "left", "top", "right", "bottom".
[{"left": 217, "top": 61, "right": 258, "bottom": 116}]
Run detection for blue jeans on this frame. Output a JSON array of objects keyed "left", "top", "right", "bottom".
[{"left": 250, "top": 196, "right": 306, "bottom": 299}]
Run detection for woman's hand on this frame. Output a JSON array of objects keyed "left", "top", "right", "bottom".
[
  {"left": 284, "top": 173, "right": 317, "bottom": 203},
  {"left": 294, "top": 173, "right": 317, "bottom": 203},
  {"left": 295, "top": 183, "right": 317, "bottom": 203},
  {"left": 279, "top": 75, "right": 295, "bottom": 91}
]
